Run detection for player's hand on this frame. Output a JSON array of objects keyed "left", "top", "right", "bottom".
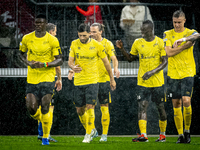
[
  {"left": 72, "top": 64, "right": 82, "bottom": 73},
  {"left": 116, "top": 40, "right": 123, "bottom": 49},
  {"left": 114, "top": 69, "right": 120, "bottom": 78},
  {"left": 55, "top": 80, "right": 62, "bottom": 91},
  {"left": 142, "top": 71, "right": 154, "bottom": 80},
  {"left": 173, "top": 39, "right": 184, "bottom": 48},
  {"left": 68, "top": 70, "right": 74, "bottom": 80},
  {"left": 29, "top": 61, "right": 43, "bottom": 68},
  {"left": 110, "top": 79, "right": 116, "bottom": 91}
]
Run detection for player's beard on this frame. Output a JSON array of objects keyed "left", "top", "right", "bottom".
[{"left": 80, "top": 37, "right": 90, "bottom": 44}]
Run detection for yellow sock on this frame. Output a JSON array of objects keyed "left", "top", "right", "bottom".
[
  {"left": 78, "top": 111, "right": 88, "bottom": 130},
  {"left": 173, "top": 107, "right": 183, "bottom": 135},
  {"left": 183, "top": 105, "right": 192, "bottom": 131},
  {"left": 31, "top": 107, "right": 41, "bottom": 121},
  {"left": 86, "top": 109, "right": 95, "bottom": 135},
  {"left": 41, "top": 111, "right": 51, "bottom": 138},
  {"left": 101, "top": 106, "right": 110, "bottom": 135},
  {"left": 49, "top": 107, "right": 54, "bottom": 130},
  {"left": 139, "top": 120, "right": 147, "bottom": 135},
  {"left": 159, "top": 120, "right": 167, "bottom": 133}
]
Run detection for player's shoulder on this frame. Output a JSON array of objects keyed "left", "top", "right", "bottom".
[
  {"left": 185, "top": 28, "right": 198, "bottom": 35},
  {"left": 46, "top": 32, "right": 58, "bottom": 40},
  {"left": 155, "top": 36, "right": 164, "bottom": 42},
  {"left": 22, "top": 31, "right": 35, "bottom": 39},
  {"left": 164, "top": 29, "right": 173, "bottom": 35}
]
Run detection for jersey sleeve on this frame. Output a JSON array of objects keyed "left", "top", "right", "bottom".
[
  {"left": 106, "top": 41, "right": 116, "bottom": 57},
  {"left": 19, "top": 36, "right": 27, "bottom": 53},
  {"left": 130, "top": 40, "right": 138, "bottom": 55},
  {"left": 160, "top": 39, "right": 166, "bottom": 57},
  {"left": 52, "top": 37, "right": 62, "bottom": 56},
  {"left": 98, "top": 43, "right": 107, "bottom": 59},
  {"left": 69, "top": 41, "right": 75, "bottom": 58},
  {"left": 163, "top": 31, "right": 172, "bottom": 47}
]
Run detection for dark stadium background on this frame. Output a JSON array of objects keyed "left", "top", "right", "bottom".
[{"left": 0, "top": 0, "right": 200, "bottom": 136}]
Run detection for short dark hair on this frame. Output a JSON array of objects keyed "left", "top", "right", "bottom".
[
  {"left": 46, "top": 23, "right": 56, "bottom": 32},
  {"left": 173, "top": 10, "right": 185, "bottom": 18},
  {"left": 142, "top": 20, "right": 154, "bottom": 30},
  {"left": 91, "top": 23, "right": 105, "bottom": 33},
  {"left": 77, "top": 23, "right": 90, "bottom": 33},
  {"left": 36, "top": 14, "right": 47, "bottom": 20}
]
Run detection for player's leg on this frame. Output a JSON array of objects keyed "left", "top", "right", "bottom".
[
  {"left": 76, "top": 106, "right": 87, "bottom": 129},
  {"left": 181, "top": 77, "right": 194, "bottom": 143},
  {"left": 132, "top": 86, "right": 149, "bottom": 142},
  {"left": 83, "top": 83, "right": 98, "bottom": 143},
  {"left": 155, "top": 102, "right": 167, "bottom": 142},
  {"left": 167, "top": 77, "right": 184, "bottom": 143},
  {"left": 40, "top": 94, "right": 51, "bottom": 145},
  {"left": 98, "top": 82, "right": 111, "bottom": 142},
  {"left": 40, "top": 82, "right": 55, "bottom": 145},
  {"left": 153, "top": 86, "right": 167, "bottom": 142},
  {"left": 74, "top": 86, "right": 87, "bottom": 130}
]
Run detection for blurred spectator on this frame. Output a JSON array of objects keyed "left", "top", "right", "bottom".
[
  {"left": 76, "top": 0, "right": 103, "bottom": 26},
  {"left": 120, "top": 0, "right": 153, "bottom": 49}
]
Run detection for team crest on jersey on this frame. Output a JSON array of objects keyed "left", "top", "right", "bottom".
[
  {"left": 78, "top": 47, "right": 81, "bottom": 50},
  {"left": 172, "top": 36, "right": 175, "bottom": 39},
  {"left": 141, "top": 45, "right": 144, "bottom": 47}
]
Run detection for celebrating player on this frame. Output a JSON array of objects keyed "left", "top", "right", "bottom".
[
  {"left": 164, "top": 10, "right": 198, "bottom": 143},
  {"left": 19, "top": 14, "right": 63, "bottom": 145},
  {"left": 68, "top": 23, "right": 116, "bottom": 143},
  {"left": 37, "top": 23, "right": 62, "bottom": 143},
  {"left": 116, "top": 20, "right": 168, "bottom": 142}
]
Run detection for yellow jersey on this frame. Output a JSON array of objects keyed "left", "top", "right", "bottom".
[
  {"left": 69, "top": 38, "right": 106, "bottom": 86},
  {"left": 130, "top": 36, "right": 166, "bottom": 87},
  {"left": 164, "top": 28, "right": 197, "bottom": 79},
  {"left": 98, "top": 38, "right": 116, "bottom": 83},
  {"left": 19, "top": 31, "right": 61, "bottom": 84}
]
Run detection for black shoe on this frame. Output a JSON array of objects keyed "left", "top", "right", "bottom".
[
  {"left": 184, "top": 132, "right": 191, "bottom": 143},
  {"left": 176, "top": 135, "right": 185, "bottom": 144}
]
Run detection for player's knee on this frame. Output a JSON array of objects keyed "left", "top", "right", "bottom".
[
  {"left": 76, "top": 107, "right": 85, "bottom": 116},
  {"left": 26, "top": 94, "right": 37, "bottom": 115},
  {"left": 182, "top": 96, "right": 191, "bottom": 107},
  {"left": 157, "top": 103, "right": 167, "bottom": 120},
  {"left": 138, "top": 100, "right": 148, "bottom": 113}
]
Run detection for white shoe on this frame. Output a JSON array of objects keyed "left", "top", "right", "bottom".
[
  {"left": 100, "top": 134, "right": 107, "bottom": 142},
  {"left": 90, "top": 128, "right": 98, "bottom": 141},
  {"left": 82, "top": 134, "right": 91, "bottom": 143}
]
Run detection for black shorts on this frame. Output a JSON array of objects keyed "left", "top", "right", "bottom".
[
  {"left": 74, "top": 83, "right": 99, "bottom": 107},
  {"left": 98, "top": 81, "right": 111, "bottom": 104},
  {"left": 26, "top": 82, "right": 55, "bottom": 101},
  {"left": 167, "top": 76, "right": 194, "bottom": 99},
  {"left": 136, "top": 85, "right": 166, "bottom": 103}
]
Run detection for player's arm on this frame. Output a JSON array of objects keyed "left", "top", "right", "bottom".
[
  {"left": 55, "top": 66, "right": 62, "bottom": 91},
  {"left": 19, "top": 51, "right": 38, "bottom": 68},
  {"left": 68, "top": 56, "right": 82, "bottom": 73},
  {"left": 101, "top": 56, "right": 116, "bottom": 91},
  {"left": 116, "top": 40, "right": 137, "bottom": 62},
  {"left": 173, "top": 33, "right": 200, "bottom": 47},
  {"left": 111, "top": 55, "right": 120, "bottom": 78},
  {"left": 142, "top": 56, "right": 168, "bottom": 80},
  {"left": 165, "top": 41, "right": 193, "bottom": 57}
]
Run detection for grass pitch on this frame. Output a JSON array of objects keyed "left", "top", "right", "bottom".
[{"left": 0, "top": 135, "right": 200, "bottom": 150}]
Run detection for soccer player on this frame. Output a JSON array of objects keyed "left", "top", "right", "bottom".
[
  {"left": 163, "top": 10, "right": 198, "bottom": 144},
  {"left": 37, "top": 23, "right": 62, "bottom": 143},
  {"left": 91, "top": 23, "right": 120, "bottom": 141},
  {"left": 19, "top": 14, "right": 63, "bottom": 145},
  {"left": 68, "top": 23, "right": 116, "bottom": 143},
  {"left": 116, "top": 20, "right": 168, "bottom": 142},
  {"left": 68, "top": 23, "right": 120, "bottom": 142}
]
